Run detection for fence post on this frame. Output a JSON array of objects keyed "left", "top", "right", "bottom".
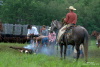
[
  {"left": 7, "top": 24, "right": 13, "bottom": 34},
  {"left": 14, "top": 24, "right": 21, "bottom": 35},
  {"left": 22, "top": 25, "right": 28, "bottom": 35}
]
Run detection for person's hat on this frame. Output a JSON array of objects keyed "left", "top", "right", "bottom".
[
  {"left": 48, "top": 27, "right": 51, "bottom": 30},
  {"left": 66, "top": 6, "right": 76, "bottom": 10}
]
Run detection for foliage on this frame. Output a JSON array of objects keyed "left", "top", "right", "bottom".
[{"left": 0, "top": 0, "right": 100, "bottom": 34}]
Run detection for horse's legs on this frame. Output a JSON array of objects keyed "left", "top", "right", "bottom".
[
  {"left": 98, "top": 41, "right": 99, "bottom": 48},
  {"left": 64, "top": 44, "right": 66, "bottom": 59},
  {"left": 60, "top": 44, "right": 63, "bottom": 58},
  {"left": 75, "top": 45, "right": 80, "bottom": 61}
]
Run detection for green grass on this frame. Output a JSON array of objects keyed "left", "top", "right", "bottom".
[{"left": 0, "top": 40, "right": 100, "bottom": 67}]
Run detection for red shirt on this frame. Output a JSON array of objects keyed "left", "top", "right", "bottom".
[
  {"left": 64, "top": 11, "right": 77, "bottom": 25},
  {"left": 41, "top": 29, "right": 43, "bottom": 32}
]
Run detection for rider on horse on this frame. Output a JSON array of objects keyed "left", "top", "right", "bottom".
[{"left": 57, "top": 6, "right": 77, "bottom": 43}]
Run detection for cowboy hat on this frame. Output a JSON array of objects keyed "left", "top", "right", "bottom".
[
  {"left": 66, "top": 6, "right": 76, "bottom": 10},
  {"left": 48, "top": 27, "right": 51, "bottom": 30}
]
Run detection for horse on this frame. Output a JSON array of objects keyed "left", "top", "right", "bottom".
[
  {"left": 50, "top": 20, "right": 89, "bottom": 62},
  {"left": 91, "top": 31, "right": 100, "bottom": 48}
]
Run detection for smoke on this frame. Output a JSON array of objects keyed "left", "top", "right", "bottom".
[
  {"left": 28, "top": 40, "right": 75, "bottom": 57},
  {"left": 38, "top": 44, "right": 57, "bottom": 56}
]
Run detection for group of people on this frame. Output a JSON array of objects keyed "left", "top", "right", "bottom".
[{"left": 26, "top": 24, "right": 56, "bottom": 52}]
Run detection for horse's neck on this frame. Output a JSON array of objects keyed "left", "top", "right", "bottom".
[{"left": 57, "top": 22, "right": 63, "bottom": 29}]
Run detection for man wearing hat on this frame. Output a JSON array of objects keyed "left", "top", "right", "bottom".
[
  {"left": 57, "top": 6, "right": 77, "bottom": 44},
  {"left": 64, "top": 6, "right": 77, "bottom": 25}
]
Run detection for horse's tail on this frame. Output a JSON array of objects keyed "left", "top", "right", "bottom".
[{"left": 83, "top": 29, "right": 88, "bottom": 62}]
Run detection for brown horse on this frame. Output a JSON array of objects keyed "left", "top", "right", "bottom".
[
  {"left": 91, "top": 31, "right": 100, "bottom": 48},
  {"left": 50, "top": 20, "right": 89, "bottom": 62}
]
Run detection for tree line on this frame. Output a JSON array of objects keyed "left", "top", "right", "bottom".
[{"left": 0, "top": 0, "right": 100, "bottom": 34}]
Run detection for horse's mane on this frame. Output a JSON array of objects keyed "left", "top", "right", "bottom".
[{"left": 54, "top": 20, "right": 64, "bottom": 25}]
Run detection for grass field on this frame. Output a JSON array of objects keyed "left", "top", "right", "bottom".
[{"left": 0, "top": 40, "right": 100, "bottom": 67}]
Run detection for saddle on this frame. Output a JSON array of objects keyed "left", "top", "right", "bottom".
[
  {"left": 65, "top": 25, "right": 76, "bottom": 39},
  {"left": 67, "top": 25, "right": 76, "bottom": 30},
  {"left": 66, "top": 25, "right": 76, "bottom": 34},
  {"left": 57, "top": 24, "right": 76, "bottom": 44}
]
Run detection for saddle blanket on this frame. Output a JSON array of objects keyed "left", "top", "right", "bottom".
[{"left": 57, "top": 24, "right": 72, "bottom": 43}]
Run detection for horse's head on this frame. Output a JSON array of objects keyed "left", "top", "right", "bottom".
[
  {"left": 91, "top": 31, "right": 97, "bottom": 36},
  {"left": 50, "top": 20, "right": 58, "bottom": 32},
  {"left": 50, "top": 20, "right": 62, "bottom": 32}
]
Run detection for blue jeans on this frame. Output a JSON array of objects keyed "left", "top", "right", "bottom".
[
  {"left": 42, "top": 37, "right": 48, "bottom": 45},
  {"left": 29, "top": 40, "right": 33, "bottom": 44},
  {"left": 66, "top": 45, "right": 72, "bottom": 56}
]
